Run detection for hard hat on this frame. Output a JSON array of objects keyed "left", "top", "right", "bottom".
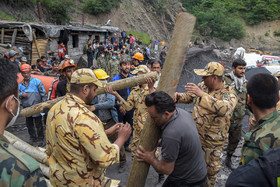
[
  {"left": 93, "top": 69, "right": 110, "bottom": 80},
  {"left": 21, "top": 57, "right": 27, "bottom": 62},
  {"left": 20, "top": 64, "right": 31, "bottom": 72},
  {"left": 133, "top": 52, "right": 144, "bottom": 61},
  {"left": 64, "top": 55, "right": 70, "bottom": 59},
  {"left": 9, "top": 50, "right": 18, "bottom": 58},
  {"left": 61, "top": 59, "right": 77, "bottom": 72}
]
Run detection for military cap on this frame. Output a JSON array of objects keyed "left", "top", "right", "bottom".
[
  {"left": 194, "top": 62, "right": 224, "bottom": 76},
  {"left": 273, "top": 71, "right": 280, "bottom": 78},
  {"left": 131, "top": 65, "right": 150, "bottom": 75},
  {"left": 70, "top": 68, "right": 103, "bottom": 87}
]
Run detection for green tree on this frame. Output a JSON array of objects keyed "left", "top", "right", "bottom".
[
  {"left": 48, "top": 0, "right": 74, "bottom": 24},
  {"left": 180, "top": 0, "right": 279, "bottom": 41},
  {"left": 83, "top": 0, "right": 121, "bottom": 15}
]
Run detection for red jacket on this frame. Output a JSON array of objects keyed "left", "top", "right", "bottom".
[{"left": 58, "top": 45, "right": 66, "bottom": 59}]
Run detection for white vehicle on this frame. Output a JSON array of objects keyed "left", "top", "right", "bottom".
[{"left": 244, "top": 53, "right": 263, "bottom": 69}]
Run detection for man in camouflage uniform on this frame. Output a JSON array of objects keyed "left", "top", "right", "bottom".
[
  {"left": 273, "top": 71, "right": 280, "bottom": 109},
  {"left": 46, "top": 68, "right": 131, "bottom": 186},
  {"left": 107, "top": 65, "right": 155, "bottom": 158},
  {"left": 224, "top": 59, "right": 251, "bottom": 169},
  {"left": 174, "top": 62, "right": 237, "bottom": 187},
  {"left": 97, "top": 51, "right": 108, "bottom": 72},
  {"left": 241, "top": 73, "right": 280, "bottom": 165},
  {"left": 0, "top": 58, "right": 46, "bottom": 186},
  {"left": 107, "top": 53, "right": 120, "bottom": 79}
]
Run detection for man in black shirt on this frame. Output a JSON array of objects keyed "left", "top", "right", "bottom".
[
  {"left": 56, "top": 60, "right": 77, "bottom": 97},
  {"left": 137, "top": 91, "right": 207, "bottom": 187}
]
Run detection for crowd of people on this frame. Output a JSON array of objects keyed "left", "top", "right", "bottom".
[
  {"left": 84, "top": 32, "right": 167, "bottom": 73},
  {"left": 0, "top": 33, "right": 280, "bottom": 187}
]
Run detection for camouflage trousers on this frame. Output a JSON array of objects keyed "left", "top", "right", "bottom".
[
  {"left": 227, "top": 118, "right": 243, "bottom": 155},
  {"left": 129, "top": 127, "right": 141, "bottom": 159},
  {"left": 201, "top": 144, "right": 223, "bottom": 187},
  {"left": 103, "top": 119, "right": 126, "bottom": 165}
]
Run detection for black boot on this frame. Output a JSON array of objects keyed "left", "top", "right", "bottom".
[
  {"left": 156, "top": 174, "right": 165, "bottom": 187},
  {"left": 225, "top": 154, "right": 233, "bottom": 170}
]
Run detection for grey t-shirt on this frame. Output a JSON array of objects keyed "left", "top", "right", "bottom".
[{"left": 161, "top": 108, "right": 207, "bottom": 183}]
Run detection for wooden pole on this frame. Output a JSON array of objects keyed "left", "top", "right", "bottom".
[
  {"left": 33, "top": 32, "right": 42, "bottom": 58},
  {"left": 37, "top": 1, "right": 43, "bottom": 22},
  {"left": 11, "top": 29, "right": 17, "bottom": 46},
  {"left": 20, "top": 72, "right": 158, "bottom": 117},
  {"left": 82, "top": 14, "right": 85, "bottom": 28},
  {"left": 1, "top": 28, "right": 4, "bottom": 44},
  {"left": 126, "top": 12, "right": 196, "bottom": 187},
  {"left": 4, "top": 131, "right": 48, "bottom": 166}
]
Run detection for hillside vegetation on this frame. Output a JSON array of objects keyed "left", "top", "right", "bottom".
[
  {"left": 181, "top": 0, "right": 280, "bottom": 41},
  {"left": 0, "top": 0, "right": 279, "bottom": 44}
]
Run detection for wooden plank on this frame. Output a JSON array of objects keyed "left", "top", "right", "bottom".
[
  {"left": 32, "top": 38, "right": 48, "bottom": 65},
  {"left": 1, "top": 28, "right": 4, "bottom": 44},
  {"left": 126, "top": 12, "right": 196, "bottom": 187},
  {"left": 20, "top": 72, "right": 158, "bottom": 117},
  {"left": 11, "top": 29, "right": 17, "bottom": 46},
  {"left": 2, "top": 28, "right": 23, "bottom": 32},
  {"left": 32, "top": 32, "right": 41, "bottom": 58}
]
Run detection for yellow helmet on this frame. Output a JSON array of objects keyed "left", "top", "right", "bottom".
[
  {"left": 133, "top": 52, "right": 144, "bottom": 61},
  {"left": 93, "top": 69, "right": 110, "bottom": 80}
]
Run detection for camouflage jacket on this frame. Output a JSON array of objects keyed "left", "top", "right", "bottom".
[
  {"left": 44, "top": 70, "right": 60, "bottom": 77},
  {"left": 97, "top": 58, "right": 108, "bottom": 72},
  {"left": 121, "top": 54, "right": 131, "bottom": 60},
  {"left": 224, "top": 73, "right": 251, "bottom": 121},
  {"left": 107, "top": 59, "right": 119, "bottom": 79},
  {"left": 46, "top": 94, "right": 119, "bottom": 187},
  {"left": 177, "top": 82, "right": 237, "bottom": 148},
  {"left": 118, "top": 85, "right": 150, "bottom": 134},
  {"left": 0, "top": 135, "right": 47, "bottom": 187},
  {"left": 241, "top": 110, "right": 280, "bottom": 165}
]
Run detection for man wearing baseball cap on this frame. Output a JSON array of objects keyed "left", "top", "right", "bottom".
[
  {"left": 46, "top": 68, "right": 131, "bottom": 186},
  {"left": 174, "top": 62, "right": 237, "bottom": 187}
]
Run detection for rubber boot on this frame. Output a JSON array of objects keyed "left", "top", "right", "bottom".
[{"left": 225, "top": 153, "right": 233, "bottom": 170}]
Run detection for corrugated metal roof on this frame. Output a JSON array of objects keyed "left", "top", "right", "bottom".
[{"left": 0, "top": 21, "right": 119, "bottom": 38}]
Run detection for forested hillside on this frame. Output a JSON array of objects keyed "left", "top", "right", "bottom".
[
  {"left": 181, "top": 0, "right": 280, "bottom": 41},
  {"left": 0, "top": 0, "right": 279, "bottom": 49}
]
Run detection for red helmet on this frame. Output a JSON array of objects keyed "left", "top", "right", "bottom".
[
  {"left": 61, "top": 59, "right": 77, "bottom": 72},
  {"left": 20, "top": 64, "right": 31, "bottom": 72}
]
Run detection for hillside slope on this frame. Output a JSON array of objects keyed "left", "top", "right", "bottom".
[
  {"left": 70, "top": 0, "right": 184, "bottom": 41},
  {"left": 218, "top": 20, "right": 280, "bottom": 52},
  {"left": 0, "top": 0, "right": 279, "bottom": 52}
]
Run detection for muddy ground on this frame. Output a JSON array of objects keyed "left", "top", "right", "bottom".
[{"left": 6, "top": 47, "right": 271, "bottom": 186}]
